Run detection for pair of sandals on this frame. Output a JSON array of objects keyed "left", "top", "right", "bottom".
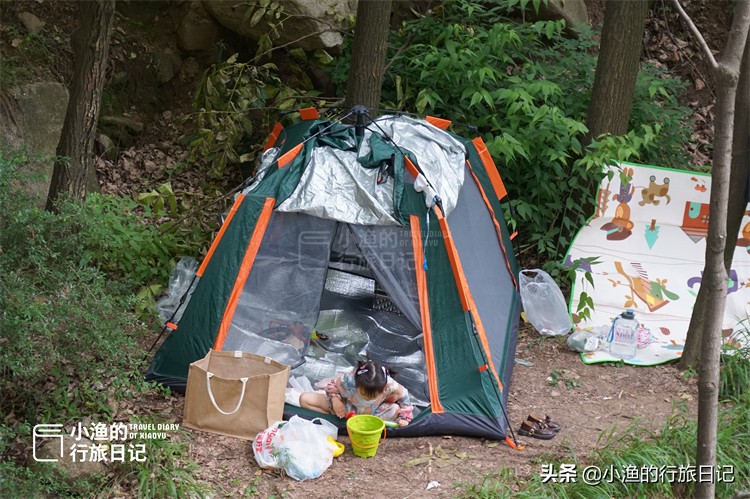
[{"left": 518, "top": 414, "right": 561, "bottom": 440}]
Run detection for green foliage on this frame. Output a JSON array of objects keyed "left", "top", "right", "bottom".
[
  {"left": 186, "top": 3, "right": 340, "bottom": 178},
  {"left": 546, "top": 369, "right": 580, "bottom": 388},
  {"left": 457, "top": 401, "right": 750, "bottom": 498},
  {"left": 0, "top": 151, "right": 143, "bottom": 422},
  {"left": 189, "top": 57, "right": 280, "bottom": 176},
  {"left": 0, "top": 147, "right": 157, "bottom": 495},
  {"left": 114, "top": 427, "right": 208, "bottom": 499},
  {"left": 0, "top": 147, "right": 215, "bottom": 496},
  {"left": 237, "top": 0, "right": 286, "bottom": 58},
  {"left": 77, "top": 193, "right": 177, "bottom": 285},
  {"left": 346, "top": 0, "right": 693, "bottom": 268},
  {"left": 502, "top": 0, "right": 549, "bottom": 14},
  {"left": 0, "top": 451, "right": 108, "bottom": 499},
  {"left": 564, "top": 256, "right": 600, "bottom": 323},
  {"left": 720, "top": 322, "right": 750, "bottom": 402},
  {"left": 188, "top": 51, "right": 329, "bottom": 177}
]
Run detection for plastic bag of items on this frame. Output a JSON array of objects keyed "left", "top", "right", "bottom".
[
  {"left": 253, "top": 416, "right": 339, "bottom": 481},
  {"left": 519, "top": 269, "right": 573, "bottom": 336}
]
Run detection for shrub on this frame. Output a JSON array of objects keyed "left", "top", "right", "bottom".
[
  {"left": 0, "top": 147, "right": 180, "bottom": 494},
  {"left": 113, "top": 425, "right": 208, "bottom": 499}
]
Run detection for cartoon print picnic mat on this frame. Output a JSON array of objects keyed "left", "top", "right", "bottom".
[{"left": 566, "top": 161, "right": 750, "bottom": 365}]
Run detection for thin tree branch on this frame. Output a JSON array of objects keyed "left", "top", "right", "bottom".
[
  {"left": 670, "top": 0, "right": 719, "bottom": 71},
  {"left": 383, "top": 32, "right": 416, "bottom": 74},
  {"left": 658, "top": 0, "right": 716, "bottom": 101},
  {"left": 251, "top": 26, "right": 346, "bottom": 63}
]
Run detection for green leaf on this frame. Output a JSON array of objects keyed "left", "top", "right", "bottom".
[
  {"left": 545, "top": 21, "right": 554, "bottom": 39},
  {"left": 250, "top": 7, "right": 266, "bottom": 27},
  {"left": 313, "top": 49, "right": 333, "bottom": 65},
  {"left": 289, "top": 48, "right": 306, "bottom": 61},
  {"left": 469, "top": 91, "right": 482, "bottom": 108}
]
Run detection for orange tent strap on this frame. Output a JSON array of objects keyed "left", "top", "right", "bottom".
[
  {"left": 299, "top": 107, "right": 319, "bottom": 120},
  {"left": 466, "top": 162, "right": 518, "bottom": 289},
  {"left": 425, "top": 116, "right": 451, "bottom": 130},
  {"left": 263, "top": 122, "right": 283, "bottom": 151},
  {"left": 435, "top": 211, "right": 470, "bottom": 311},
  {"left": 409, "top": 215, "right": 444, "bottom": 414},
  {"left": 213, "top": 198, "right": 275, "bottom": 351},
  {"left": 277, "top": 143, "right": 303, "bottom": 169},
  {"left": 404, "top": 156, "right": 420, "bottom": 178},
  {"left": 472, "top": 137, "right": 508, "bottom": 200},
  {"left": 197, "top": 194, "right": 245, "bottom": 277}
]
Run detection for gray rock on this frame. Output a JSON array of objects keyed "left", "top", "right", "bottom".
[
  {"left": 0, "top": 81, "right": 68, "bottom": 204},
  {"left": 180, "top": 56, "right": 201, "bottom": 80},
  {"left": 29, "top": 433, "right": 106, "bottom": 484},
  {"left": 99, "top": 115, "right": 145, "bottom": 134},
  {"left": 0, "top": 81, "right": 68, "bottom": 155},
  {"left": 154, "top": 51, "right": 183, "bottom": 83},
  {"left": 19, "top": 12, "right": 46, "bottom": 35},
  {"left": 177, "top": 1, "right": 221, "bottom": 53},
  {"left": 98, "top": 115, "right": 145, "bottom": 150},
  {"left": 95, "top": 133, "right": 118, "bottom": 161},
  {"left": 526, "top": 0, "right": 589, "bottom": 33},
  {"left": 203, "top": 0, "right": 355, "bottom": 51}
]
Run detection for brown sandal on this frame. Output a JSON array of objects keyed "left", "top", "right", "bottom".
[
  {"left": 518, "top": 421, "right": 556, "bottom": 440},
  {"left": 528, "top": 414, "right": 561, "bottom": 432}
]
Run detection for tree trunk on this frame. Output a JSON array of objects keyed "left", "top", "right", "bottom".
[
  {"left": 726, "top": 32, "right": 750, "bottom": 271},
  {"left": 344, "top": 0, "right": 393, "bottom": 110},
  {"left": 584, "top": 0, "right": 649, "bottom": 143},
  {"left": 46, "top": 0, "right": 115, "bottom": 211},
  {"left": 690, "top": 3, "right": 750, "bottom": 498},
  {"left": 679, "top": 29, "right": 749, "bottom": 369}
]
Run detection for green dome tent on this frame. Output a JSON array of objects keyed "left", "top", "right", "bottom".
[{"left": 147, "top": 109, "right": 521, "bottom": 440}]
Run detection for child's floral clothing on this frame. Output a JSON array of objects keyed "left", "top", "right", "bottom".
[{"left": 326, "top": 368, "right": 414, "bottom": 423}]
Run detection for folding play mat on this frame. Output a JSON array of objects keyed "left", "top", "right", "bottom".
[{"left": 567, "top": 162, "right": 750, "bottom": 365}]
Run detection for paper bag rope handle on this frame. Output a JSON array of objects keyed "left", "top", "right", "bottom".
[{"left": 206, "top": 372, "right": 248, "bottom": 415}]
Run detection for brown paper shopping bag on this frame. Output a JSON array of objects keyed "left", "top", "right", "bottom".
[{"left": 183, "top": 349, "right": 290, "bottom": 439}]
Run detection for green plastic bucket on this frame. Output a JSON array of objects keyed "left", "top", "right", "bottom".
[{"left": 346, "top": 415, "right": 385, "bottom": 458}]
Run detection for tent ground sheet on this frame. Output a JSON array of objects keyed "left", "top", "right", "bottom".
[{"left": 566, "top": 162, "right": 750, "bottom": 365}]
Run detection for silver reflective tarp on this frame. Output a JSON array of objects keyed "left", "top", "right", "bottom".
[
  {"left": 278, "top": 146, "right": 399, "bottom": 225},
  {"left": 362, "top": 115, "right": 466, "bottom": 216},
  {"left": 277, "top": 115, "right": 466, "bottom": 225}
]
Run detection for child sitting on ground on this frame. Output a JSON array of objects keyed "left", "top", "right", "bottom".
[{"left": 299, "top": 359, "right": 413, "bottom": 427}]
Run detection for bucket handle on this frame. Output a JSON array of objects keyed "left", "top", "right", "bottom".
[
  {"left": 206, "top": 372, "right": 248, "bottom": 415},
  {"left": 346, "top": 427, "right": 386, "bottom": 450}
]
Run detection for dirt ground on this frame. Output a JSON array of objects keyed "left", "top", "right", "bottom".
[{"left": 134, "top": 324, "right": 698, "bottom": 499}]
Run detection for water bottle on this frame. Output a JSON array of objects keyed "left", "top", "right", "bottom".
[{"left": 608, "top": 309, "right": 638, "bottom": 360}]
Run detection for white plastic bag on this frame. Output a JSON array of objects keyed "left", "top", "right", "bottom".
[
  {"left": 276, "top": 416, "right": 338, "bottom": 481},
  {"left": 155, "top": 256, "right": 198, "bottom": 325},
  {"left": 519, "top": 269, "right": 572, "bottom": 336},
  {"left": 567, "top": 329, "right": 605, "bottom": 352},
  {"left": 253, "top": 416, "right": 339, "bottom": 481},
  {"left": 253, "top": 421, "right": 284, "bottom": 469}
]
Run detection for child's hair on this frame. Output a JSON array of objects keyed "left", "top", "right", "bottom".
[{"left": 354, "top": 360, "right": 396, "bottom": 399}]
